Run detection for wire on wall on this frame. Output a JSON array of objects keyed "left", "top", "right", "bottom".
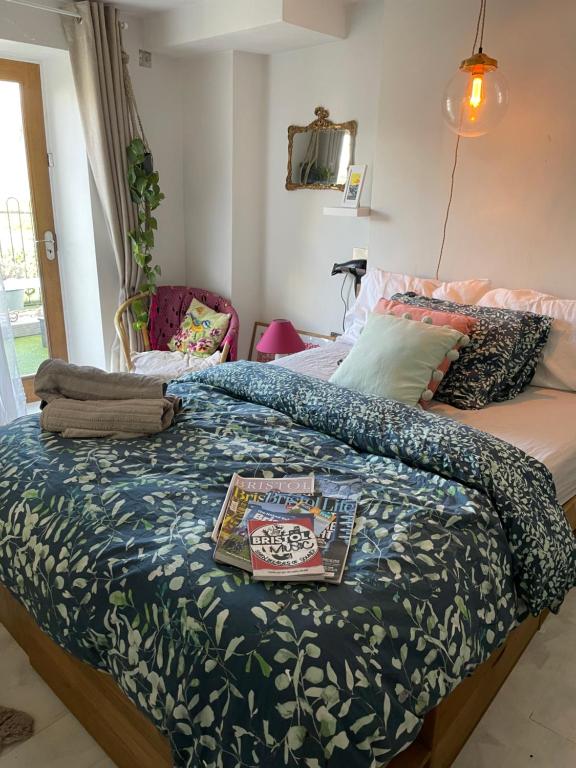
[
  {"left": 435, "top": 135, "right": 461, "bottom": 280},
  {"left": 435, "top": 0, "right": 487, "bottom": 280},
  {"left": 340, "top": 275, "right": 354, "bottom": 332}
]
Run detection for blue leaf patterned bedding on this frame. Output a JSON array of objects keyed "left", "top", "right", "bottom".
[{"left": 0, "top": 362, "right": 574, "bottom": 768}]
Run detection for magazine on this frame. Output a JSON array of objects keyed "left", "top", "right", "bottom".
[
  {"left": 213, "top": 478, "right": 316, "bottom": 571},
  {"left": 255, "top": 493, "right": 357, "bottom": 583},
  {"left": 213, "top": 473, "right": 358, "bottom": 583},
  {"left": 312, "top": 496, "right": 357, "bottom": 584},
  {"left": 214, "top": 500, "right": 316, "bottom": 571},
  {"left": 247, "top": 516, "right": 325, "bottom": 581},
  {"left": 264, "top": 491, "right": 334, "bottom": 536},
  {"left": 211, "top": 474, "right": 315, "bottom": 543}
]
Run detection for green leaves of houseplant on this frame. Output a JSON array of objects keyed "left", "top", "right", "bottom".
[{"left": 127, "top": 137, "right": 165, "bottom": 330}]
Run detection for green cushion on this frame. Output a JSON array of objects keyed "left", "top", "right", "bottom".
[{"left": 329, "top": 313, "right": 464, "bottom": 407}]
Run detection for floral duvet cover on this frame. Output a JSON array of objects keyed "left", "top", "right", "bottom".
[{"left": 0, "top": 362, "right": 573, "bottom": 768}]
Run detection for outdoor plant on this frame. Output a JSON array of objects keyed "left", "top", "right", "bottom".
[{"left": 127, "top": 137, "right": 164, "bottom": 330}]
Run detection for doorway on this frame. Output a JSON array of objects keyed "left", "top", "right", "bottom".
[{"left": 0, "top": 58, "right": 67, "bottom": 401}]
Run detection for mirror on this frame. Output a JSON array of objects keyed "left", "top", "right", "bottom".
[{"left": 286, "top": 107, "right": 357, "bottom": 191}]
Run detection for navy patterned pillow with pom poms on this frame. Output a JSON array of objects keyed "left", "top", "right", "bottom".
[{"left": 391, "top": 293, "right": 552, "bottom": 409}]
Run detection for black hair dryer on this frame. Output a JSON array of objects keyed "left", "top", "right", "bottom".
[{"left": 331, "top": 259, "right": 367, "bottom": 292}]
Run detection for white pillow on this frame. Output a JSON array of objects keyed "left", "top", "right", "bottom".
[
  {"left": 478, "top": 288, "right": 576, "bottom": 392},
  {"left": 341, "top": 268, "right": 491, "bottom": 343}
]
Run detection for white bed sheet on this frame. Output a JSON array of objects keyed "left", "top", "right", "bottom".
[
  {"left": 273, "top": 341, "right": 353, "bottom": 381},
  {"left": 273, "top": 344, "right": 576, "bottom": 505}
]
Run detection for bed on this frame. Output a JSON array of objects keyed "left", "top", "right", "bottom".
[
  {"left": 0, "top": 360, "right": 574, "bottom": 768},
  {"left": 274, "top": 341, "right": 576, "bottom": 505}
]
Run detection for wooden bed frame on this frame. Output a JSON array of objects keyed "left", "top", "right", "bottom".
[{"left": 1, "top": 496, "right": 574, "bottom": 768}]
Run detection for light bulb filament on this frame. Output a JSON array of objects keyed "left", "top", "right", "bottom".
[{"left": 470, "top": 76, "right": 483, "bottom": 108}]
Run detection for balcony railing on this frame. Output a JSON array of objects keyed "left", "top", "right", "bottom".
[{"left": 0, "top": 197, "right": 39, "bottom": 282}]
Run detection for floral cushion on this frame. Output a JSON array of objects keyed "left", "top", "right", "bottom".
[
  {"left": 167, "top": 298, "right": 230, "bottom": 357},
  {"left": 392, "top": 293, "right": 552, "bottom": 409}
]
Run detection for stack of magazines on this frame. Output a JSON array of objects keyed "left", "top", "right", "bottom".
[{"left": 212, "top": 474, "right": 360, "bottom": 583}]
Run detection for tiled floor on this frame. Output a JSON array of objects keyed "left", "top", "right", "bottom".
[
  {"left": 1, "top": 588, "right": 575, "bottom": 767},
  {"left": 0, "top": 625, "right": 114, "bottom": 768}
]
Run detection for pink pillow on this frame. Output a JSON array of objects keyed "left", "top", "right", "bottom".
[{"left": 375, "top": 299, "right": 477, "bottom": 407}]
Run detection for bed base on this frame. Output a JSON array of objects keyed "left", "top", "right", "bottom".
[{"left": 1, "top": 496, "right": 574, "bottom": 768}]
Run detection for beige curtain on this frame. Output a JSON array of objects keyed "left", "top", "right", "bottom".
[{"left": 63, "top": 2, "right": 141, "bottom": 370}]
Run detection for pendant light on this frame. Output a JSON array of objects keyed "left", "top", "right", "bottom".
[{"left": 441, "top": 0, "right": 508, "bottom": 137}]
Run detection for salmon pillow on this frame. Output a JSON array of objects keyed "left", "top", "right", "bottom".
[{"left": 374, "top": 299, "right": 477, "bottom": 407}]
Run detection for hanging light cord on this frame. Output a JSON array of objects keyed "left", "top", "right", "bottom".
[
  {"left": 435, "top": 135, "right": 461, "bottom": 280},
  {"left": 473, "top": 0, "right": 487, "bottom": 54},
  {"left": 435, "top": 0, "right": 487, "bottom": 280}
]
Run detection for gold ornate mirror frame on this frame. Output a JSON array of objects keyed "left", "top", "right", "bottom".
[{"left": 286, "top": 106, "right": 357, "bottom": 191}]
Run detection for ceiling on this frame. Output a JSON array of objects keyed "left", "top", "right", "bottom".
[
  {"left": 117, "top": 0, "right": 364, "bottom": 16},
  {"left": 116, "top": 0, "right": 193, "bottom": 11}
]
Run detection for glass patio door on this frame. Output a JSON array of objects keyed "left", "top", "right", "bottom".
[{"left": 0, "top": 58, "right": 67, "bottom": 401}]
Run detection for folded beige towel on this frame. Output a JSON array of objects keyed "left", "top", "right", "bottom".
[
  {"left": 40, "top": 396, "right": 181, "bottom": 438},
  {"left": 35, "top": 359, "right": 167, "bottom": 404}
]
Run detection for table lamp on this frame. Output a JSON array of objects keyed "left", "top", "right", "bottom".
[{"left": 256, "top": 319, "right": 305, "bottom": 359}]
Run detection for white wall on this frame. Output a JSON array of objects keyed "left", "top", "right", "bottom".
[
  {"left": 81, "top": 19, "right": 188, "bottom": 365},
  {"left": 0, "top": 0, "right": 65, "bottom": 50},
  {"left": 369, "top": 0, "right": 576, "bottom": 299},
  {"left": 263, "top": 0, "right": 384, "bottom": 338},
  {"left": 6, "top": 0, "right": 576, "bottom": 370},
  {"left": 178, "top": 2, "right": 383, "bottom": 354},
  {"left": 123, "top": 20, "right": 186, "bottom": 288},
  {"left": 231, "top": 51, "right": 267, "bottom": 358},
  {"left": 183, "top": 50, "right": 267, "bottom": 359},
  {"left": 183, "top": 51, "right": 234, "bottom": 298},
  {"left": 41, "top": 52, "right": 107, "bottom": 368}
]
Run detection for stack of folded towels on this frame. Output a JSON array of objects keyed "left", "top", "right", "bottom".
[{"left": 35, "top": 359, "right": 181, "bottom": 439}]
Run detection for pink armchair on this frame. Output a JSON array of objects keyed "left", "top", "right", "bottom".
[{"left": 115, "top": 286, "right": 239, "bottom": 371}]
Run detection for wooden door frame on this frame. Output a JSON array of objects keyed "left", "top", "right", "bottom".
[{"left": 0, "top": 58, "right": 68, "bottom": 401}]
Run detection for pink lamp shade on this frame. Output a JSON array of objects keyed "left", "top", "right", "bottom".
[{"left": 256, "top": 319, "right": 306, "bottom": 355}]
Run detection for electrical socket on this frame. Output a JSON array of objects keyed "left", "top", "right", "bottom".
[{"left": 139, "top": 50, "right": 152, "bottom": 68}]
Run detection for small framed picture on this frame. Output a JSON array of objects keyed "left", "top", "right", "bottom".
[
  {"left": 341, "top": 164, "right": 367, "bottom": 208},
  {"left": 249, "top": 322, "right": 275, "bottom": 363}
]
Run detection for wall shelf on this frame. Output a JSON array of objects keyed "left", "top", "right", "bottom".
[{"left": 323, "top": 206, "right": 371, "bottom": 218}]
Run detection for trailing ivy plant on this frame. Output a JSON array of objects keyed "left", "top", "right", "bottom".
[{"left": 127, "top": 137, "right": 165, "bottom": 330}]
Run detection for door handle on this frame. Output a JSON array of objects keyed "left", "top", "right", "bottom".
[{"left": 36, "top": 231, "right": 56, "bottom": 261}]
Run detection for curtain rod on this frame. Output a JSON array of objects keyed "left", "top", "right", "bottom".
[
  {"left": 3, "top": 0, "right": 129, "bottom": 27},
  {"left": 4, "top": 0, "right": 81, "bottom": 18}
]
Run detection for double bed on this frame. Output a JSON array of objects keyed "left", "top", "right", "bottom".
[
  {"left": 0, "top": 275, "right": 575, "bottom": 768},
  {"left": 274, "top": 341, "right": 576, "bottom": 506}
]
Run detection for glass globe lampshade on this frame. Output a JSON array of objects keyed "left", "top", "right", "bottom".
[{"left": 442, "top": 51, "right": 509, "bottom": 137}]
